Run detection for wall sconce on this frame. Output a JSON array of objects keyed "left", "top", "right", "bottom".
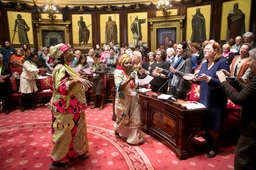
[
  {"left": 157, "top": 0, "right": 172, "bottom": 16},
  {"left": 44, "top": 3, "right": 58, "bottom": 21}
]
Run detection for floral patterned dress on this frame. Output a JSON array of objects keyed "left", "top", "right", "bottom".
[
  {"left": 47, "top": 64, "right": 89, "bottom": 163},
  {"left": 114, "top": 69, "right": 144, "bottom": 145}
]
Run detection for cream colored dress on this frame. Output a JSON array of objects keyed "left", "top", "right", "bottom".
[
  {"left": 19, "top": 60, "right": 39, "bottom": 93},
  {"left": 114, "top": 69, "right": 144, "bottom": 145}
]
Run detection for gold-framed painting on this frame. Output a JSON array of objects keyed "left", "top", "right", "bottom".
[
  {"left": 72, "top": 14, "right": 92, "bottom": 47},
  {"left": 100, "top": 14, "right": 120, "bottom": 46},
  {"left": 128, "top": 12, "right": 148, "bottom": 47},
  {"left": 220, "top": 0, "right": 251, "bottom": 42},
  {"left": 7, "top": 11, "right": 34, "bottom": 48},
  {"left": 186, "top": 5, "right": 211, "bottom": 45}
]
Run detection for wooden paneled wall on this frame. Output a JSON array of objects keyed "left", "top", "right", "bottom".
[{"left": 0, "top": 0, "right": 255, "bottom": 52}]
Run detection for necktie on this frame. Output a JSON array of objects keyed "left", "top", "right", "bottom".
[{"left": 236, "top": 45, "right": 239, "bottom": 51}]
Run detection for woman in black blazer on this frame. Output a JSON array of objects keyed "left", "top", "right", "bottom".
[
  {"left": 216, "top": 48, "right": 256, "bottom": 170},
  {"left": 0, "top": 54, "right": 13, "bottom": 114}
]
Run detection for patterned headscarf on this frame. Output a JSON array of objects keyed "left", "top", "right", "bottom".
[
  {"left": 119, "top": 54, "right": 130, "bottom": 66},
  {"left": 49, "top": 43, "right": 71, "bottom": 60}
]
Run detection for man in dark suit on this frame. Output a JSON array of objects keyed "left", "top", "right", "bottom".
[
  {"left": 231, "top": 36, "right": 243, "bottom": 54},
  {"left": 1, "top": 41, "right": 16, "bottom": 63}
]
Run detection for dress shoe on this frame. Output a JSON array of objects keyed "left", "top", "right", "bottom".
[
  {"left": 75, "top": 154, "right": 89, "bottom": 162},
  {"left": 5, "top": 109, "right": 10, "bottom": 115},
  {"left": 49, "top": 162, "right": 70, "bottom": 170},
  {"left": 207, "top": 149, "right": 218, "bottom": 158}
]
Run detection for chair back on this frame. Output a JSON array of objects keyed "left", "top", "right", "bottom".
[
  {"left": 11, "top": 68, "right": 22, "bottom": 76},
  {"left": 188, "top": 83, "right": 200, "bottom": 101},
  {"left": 39, "top": 67, "right": 46, "bottom": 75},
  {"left": 40, "top": 76, "right": 53, "bottom": 90},
  {"left": 10, "top": 78, "right": 18, "bottom": 92}
]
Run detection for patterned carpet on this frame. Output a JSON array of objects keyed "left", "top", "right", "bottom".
[{"left": 0, "top": 103, "right": 237, "bottom": 170}]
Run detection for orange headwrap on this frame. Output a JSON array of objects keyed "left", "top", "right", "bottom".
[{"left": 119, "top": 54, "right": 130, "bottom": 66}]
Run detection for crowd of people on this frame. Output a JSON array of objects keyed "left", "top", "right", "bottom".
[{"left": 1, "top": 30, "right": 256, "bottom": 169}]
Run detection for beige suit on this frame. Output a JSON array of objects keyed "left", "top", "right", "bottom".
[{"left": 19, "top": 60, "right": 39, "bottom": 93}]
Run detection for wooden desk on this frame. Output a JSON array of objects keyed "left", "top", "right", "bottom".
[{"left": 139, "top": 93, "right": 207, "bottom": 160}]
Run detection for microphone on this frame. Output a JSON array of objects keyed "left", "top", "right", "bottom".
[{"left": 157, "top": 79, "right": 169, "bottom": 92}]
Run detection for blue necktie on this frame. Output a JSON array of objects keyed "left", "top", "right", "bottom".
[{"left": 236, "top": 45, "right": 239, "bottom": 51}]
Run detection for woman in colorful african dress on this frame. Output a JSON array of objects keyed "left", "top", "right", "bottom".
[
  {"left": 47, "top": 43, "right": 93, "bottom": 170},
  {"left": 114, "top": 54, "right": 144, "bottom": 145}
]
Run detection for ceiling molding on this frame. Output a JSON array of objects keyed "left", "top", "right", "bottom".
[{"left": 1, "top": 0, "right": 162, "bottom": 6}]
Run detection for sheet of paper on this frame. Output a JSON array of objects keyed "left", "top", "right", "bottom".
[
  {"left": 157, "top": 94, "right": 173, "bottom": 100},
  {"left": 182, "top": 102, "right": 206, "bottom": 109},
  {"left": 37, "top": 75, "right": 48, "bottom": 79},
  {"left": 0, "top": 75, "right": 4, "bottom": 83},
  {"left": 137, "top": 88, "right": 151, "bottom": 93},
  {"left": 72, "top": 68, "right": 81, "bottom": 75},
  {"left": 136, "top": 75, "right": 153, "bottom": 85},
  {"left": 46, "top": 73, "right": 52, "bottom": 76},
  {"left": 83, "top": 68, "right": 92, "bottom": 74}
]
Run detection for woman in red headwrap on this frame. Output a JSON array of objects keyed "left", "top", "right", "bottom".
[
  {"left": 47, "top": 44, "right": 92, "bottom": 170},
  {"left": 114, "top": 54, "right": 144, "bottom": 145}
]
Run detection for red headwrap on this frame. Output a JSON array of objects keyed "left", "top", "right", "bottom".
[{"left": 59, "top": 44, "right": 70, "bottom": 53}]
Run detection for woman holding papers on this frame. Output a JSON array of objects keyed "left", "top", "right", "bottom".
[
  {"left": 90, "top": 53, "right": 105, "bottom": 110},
  {"left": 183, "top": 41, "right": 230, "bottom": 158},
  {"left": 114, "top": 54, "right": 144, "bottom": 145},
  {"left": 0, "top": 54, "right": 13, "bottom": 114},
  {"left": 216, "top": 48, "right": 256, "bottom": 170}
]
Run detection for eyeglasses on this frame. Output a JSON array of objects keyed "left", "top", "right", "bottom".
[{"left": 156, "top": 54, "right": 161, "bottom": 56}]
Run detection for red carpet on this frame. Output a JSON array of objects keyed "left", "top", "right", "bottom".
[{"left": 0, "top": 103, "right": 237, "bottom": 170}]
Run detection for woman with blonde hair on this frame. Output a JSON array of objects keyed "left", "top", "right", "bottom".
[{"left": 132, "top": 51, "right": 142, "bottom": 72}]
